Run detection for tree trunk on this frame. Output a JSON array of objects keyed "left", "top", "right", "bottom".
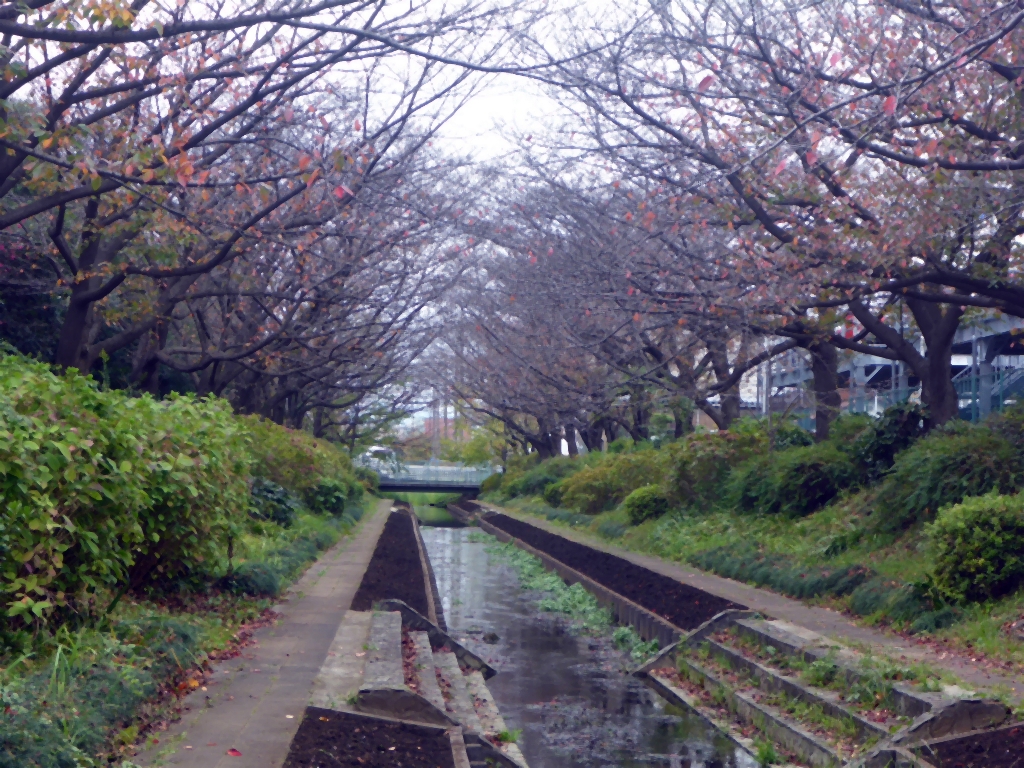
[
  {"left": 807, "top": 341, "right": 840, "bottom": 442},
  {"left": 564, "top": 425, "right": 578, "bottom": 457}
]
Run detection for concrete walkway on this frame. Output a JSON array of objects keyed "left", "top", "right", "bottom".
[
  {"left": 136, "top": 499, "right": 391, "bottom": 768},
  {"left": 490, "top": 504, "right": 1024, "bottom": 701}
]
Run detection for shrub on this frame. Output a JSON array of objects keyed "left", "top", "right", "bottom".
[
  {"left": 927, "top": 492, "right": 1024, "bottom": 603},
  {"left": 250, "top": 477, "right": 303, "bottom": 527},
  {"left": 873, "top": 424, "right": 1023, "bottom": 530},
  {"left": 560, "top": 452, "right": 666, "bottom": 514},
  {"left": 542, "top": 479, "right": 565, "bottom": 507},
  {"left": 244, "top": 415, "right": 353, "bottom": 495},
  {"left": 479, "top": 471, "right": 504, "bottom": 495},
  {"left": 623, "top": 485, "right": 671, "bottom": 525},
  {"left": 596, "top": 520, "right": 626, "bottom": 539},
  {"left": 226, "top": 517, "right": 343, "bottom": 596},
  {"left": 353, "top": 465, "right": 380, "bottom": 493},
  {"left": 770, "top": 421, "right": 814, "bottom": 450},
  {"left": 663, "top": 419, "right": 768, "bottom": 509},
  {"left": 728, "top": 442, "right": 859, "bottom": 517},
  {"left": 0, "top": 353, "right": 251, "bottom": 624},
  {"left": 852, "top": 402, "right": 927, "bottom": 481},
  {"left": 502, "top": 456, "right": 580, "bottom": 499},
  {"left": 307, "top": 478, "right": 349, "bottom": 516}
]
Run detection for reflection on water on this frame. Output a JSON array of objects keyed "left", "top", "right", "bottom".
[{"left": 421, "top": 527, "right": 758, "bottom": 768}]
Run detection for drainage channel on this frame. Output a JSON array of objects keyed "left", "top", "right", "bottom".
[{"left": 420, "top": 525, "right": 758, "bottom": 768}]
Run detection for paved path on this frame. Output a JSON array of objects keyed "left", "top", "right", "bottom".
[
  {"left": 489, "top": 504, "right": 1024, "bottom": 701},
  {"left": 136, "top": 499, "right": 391, "bottom": 768}
]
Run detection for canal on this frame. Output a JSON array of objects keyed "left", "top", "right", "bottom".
[{"left": 420, "top": 526, "right": 759, "bottom": 768}]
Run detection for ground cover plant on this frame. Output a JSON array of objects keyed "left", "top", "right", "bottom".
[{"left": 0, "top": 351, "right": 374, "bottom": 767}]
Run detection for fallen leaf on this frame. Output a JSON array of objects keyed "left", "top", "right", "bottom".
[
  {"left": 286, "top": 714, "right": 294, "bottom": 719},
  {"left": 319, "top": 716, "right": 329, "bottom": 721},
  {"left": 227, "top": 748, "right": 242, "bottom": 756}
]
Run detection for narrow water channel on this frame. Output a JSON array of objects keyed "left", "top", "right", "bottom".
[{"left": 420, "top": 527, "right": 758, "bottom": 768}]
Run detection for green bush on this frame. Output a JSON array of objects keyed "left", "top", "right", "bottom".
[
  {"left": 771, "top": 421, "right": 814, "bottom": 450},
  {"left": 852, "top": 402, "right": 927, "bottom": 481},
  {"left": 728, "top": 442, "right": 859, "bottom": 517},
  {"left": 0, "top": 353, "right": 251, "bottom": 624},
  {"left": 542, "top": 479, "right": 565, "bottom": 506},
  {"left": 664, "top": 419, "right": 768, "bottom": 508},
  {"left": 353, "top": 465, "right": 380, "bottom": 493},
  {"left": 560, "top": 452, "right": 666, "bottom": 514},
  {"left": 250, "top": 478, "right": 303, "bottom": 527},
  {"left": 623, "top": 484, "right": 671, "bottom": 525},
  {"left": 502, "top": 456, "right": 580, "bottom": 499},
  {"left": 927, "top": 492, "right": 1024, "bottom": 603},
  {"left": 244, "top": 415, "right": 354, "bottom": 495},
  {"left": 479, "top": 471, "right": 504, "bottom": 495},
  {"left": 874, "top": 424, "right": 1023, "bottom": 530},
  {"left": 307, "top": 478, "right": 349, "bottom": 516}
]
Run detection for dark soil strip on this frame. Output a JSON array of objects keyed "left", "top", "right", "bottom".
[
  {"left": 484, "top": 513, "right": 742, "bottom": 630},
  {"left": 282, "top": 707, "right": 455, "bottom": 768},
  {"left": 351, "top": 511, "right": 430, "bottom": 616},
  {"left": 917, "top": 723, "right": 1024, "bottom": 768}
]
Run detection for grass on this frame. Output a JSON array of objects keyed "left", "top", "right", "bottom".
[{"left": 499, "top": 494, "right": 1024, "bottom": 669}]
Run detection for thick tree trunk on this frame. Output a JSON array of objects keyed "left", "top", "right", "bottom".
[
  {"left": 564, "top": 425, "right": 578, "bottom": 457},
  {"left": 807, "top": 341, "right": 840, "bottom": 442}
]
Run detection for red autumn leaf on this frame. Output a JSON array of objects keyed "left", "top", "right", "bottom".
[
  {"left": 334, "top": 185, "right": 354, "bottom": 199},
  {"left": 773, "top": 159, "right": 786, "bottom": 176},
  {"left": 227, "top": 748, "right": 242, "bottom": 756},
  {"left": 353, "top": 119, "right": 362, "bottom": 131},
  {"left": 697, "top": 74, "right": 715, "bottom": 92},
  {"left": 829, "top": 52, "right": 840, "bottom": 66},
  {"left": 883, "top": 95, "right": 897, "bottom": 115},
  {"left": 298, "top": 155, "right": 311, "bottom": 171},
  {"left": 806, "top": 151, "right": 818, "bottom": 165},
  {"left": 633, "top": 313, "right": 642, "bottom": 322}
]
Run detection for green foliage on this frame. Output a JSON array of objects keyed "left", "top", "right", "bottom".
[
  {"left": 306, "top": 478, "right": 350, "bottom": 516},
  {"left": 596, "top": 519, "right": 627, "bottom": 539},
  {"left": 611, "top": 625, "right": 660, "bottom": 662},
  {"left": 727, "top": 442, "right": 859, "bottom": 517},
  {"left": 690, "top": 546, "right": 872, "bottom": 600},
  {"left": 0, "top": 615, "right": 202, "bottom": 768},
  {"left": 244, "top": 415, "right": 354, "bottom": 496},
  {"left": 852, "top": 402, "right": 927, "bottom": 481},
  {"left": 623, "top": 484, "right": 671, "bottom": 525},
  {"left": 479, "top": 471, "right": 504, "bottom": 495},
  {"left": 0, "top": 353, "right": 251, "bottom": 624},
  {"left": 770, "top": 420, "right": 814, "bottom": 450},
  {"left": 353, "top": 465, "right": 380, "bottom": 493},
  {"left": 487, "top": 540, "right": 612, "bottom": 631},
  {"left": 502, "top": 456, "right": 580, "bottom": 499},
  {"left": 874, "top": 423, "right": 1023, "bottom": 530},
  {"left": 226, "top": 513, "right": 345, "bottom": 597},
  {"left": 249, "top": 478, "right": 302, "bottom": 527},
  {"left": 927, "top": 491, "right": 1024, "bottom": 603},
  {"left": 664, "top": 419, "right": 768, "bottom": 508},
  {"left": 560, "top": 452, "right": 666, "bottom": 514}
]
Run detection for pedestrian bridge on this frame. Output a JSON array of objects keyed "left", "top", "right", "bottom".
[{"left": 374, "top": 464, "right": 495, "bottom": 494}]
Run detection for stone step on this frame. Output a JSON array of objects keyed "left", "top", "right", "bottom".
[
  {"left": 356, "top": 610, "right": 454, "bottom": 726},
  {"left": 731, "top": 617, "right": 939, "bottom": 719},
  {"left": 310, "top": 609, "right": 372, "bottom": 711},
  {"left": 465, "top": 670, "right": 528, "bottom": 768},
  {"left": 699, "top": 637, "right": 892, "bottom": 745},
  {"left": 410, "top": 631, "right": 446, "bottom": 713},
  {"left": 434, "top": 650, "right": 483, "bottom": 734}
]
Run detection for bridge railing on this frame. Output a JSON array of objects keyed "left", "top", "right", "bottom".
[{"left": 363, "top": 462, "right": 496, "bottom": 487}]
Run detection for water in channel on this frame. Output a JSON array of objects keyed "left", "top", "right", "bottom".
[{"left": 420, "top": 526, "right": 759, "bottom": 768}]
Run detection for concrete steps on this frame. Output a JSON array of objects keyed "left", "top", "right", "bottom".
[
  {"left": 312, "top": 608, "right": 527, "bottom": 768},
  {"left": 637, "top": 611, "right": 1011, "bottom": 767}
]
